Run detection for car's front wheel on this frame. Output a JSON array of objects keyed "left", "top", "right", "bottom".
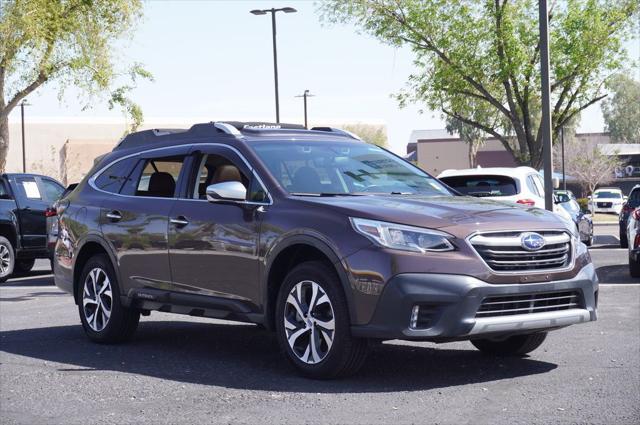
[
  {"left": 77, "top": 254, "right": 139, "bottom": 343},
  {"left": 275, "top": 261, "right": 368, "bottom": 379},
  {"left": 14, "top": 258, "right": 35, "bottom": 273},
  {"left": 0, "top": 236, "right": 15, "bottom": 283},
  {"left": 471, "top": 332, "right": 547, "bottom": 356}
]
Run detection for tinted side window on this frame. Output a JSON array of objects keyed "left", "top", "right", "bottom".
[
  {"left": 41, "top": 179, "right": 64, "bottom": 202},
  {"left": 94, "top": 158, "right": 137, "bottom": 194},
  {"left": 190, "top": 153, "right": 250, "bottom": 200},
  {"left": 629, "top": 188, "right": 640, "bottom": 207},
  {"left": 134, "top": 156, "right": 186, "bottom": 198}
]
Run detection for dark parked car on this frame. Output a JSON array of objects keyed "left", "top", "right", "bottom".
[
  {"left": 619, "top": 185, "right": 640, "bottom": 248},
  {"left": 0, "top": 173, "right": 64, "bottom": 282},
  {"left": 555, "top": 190, "right": 593, "bottom": 246},
  {"left": 53, "top": 122, "right": 598, "bottom": 378},
  {"left": 627, "top": 206, "right": 640, "bottom": 278}
]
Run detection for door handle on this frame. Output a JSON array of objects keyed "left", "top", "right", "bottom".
[
  {"left": 170, "top": 216, "right": 189, "bottom": 227},
  {"left": 106, "top": 211, "right": 122, "bottom": 221}
]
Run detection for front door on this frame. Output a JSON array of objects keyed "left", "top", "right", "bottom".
[
  {"left": 13, "top": 175, "right": 49, "bottom": 249},
  {"left": 168, "top": 146, "right": 268, "bottom": 304}
]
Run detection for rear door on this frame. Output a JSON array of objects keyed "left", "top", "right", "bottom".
[
  {"left": 12, "top": 176, "right": 49, "bottom": 249},
  {"left": 98, "top": 147, "right": 191, "bottom": 293}
]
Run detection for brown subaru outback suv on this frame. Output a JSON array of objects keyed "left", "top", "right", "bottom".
[{"left": 53, "top": 122, "right": 598, "bottom": 378}]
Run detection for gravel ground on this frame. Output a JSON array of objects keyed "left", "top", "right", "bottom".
[{"left": 1, "top": 224, "right": 638, "bottom": 425}]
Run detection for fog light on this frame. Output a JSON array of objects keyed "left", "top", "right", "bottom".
[{"left": 410, "top": 305, "right": 420, "bottom": 329}]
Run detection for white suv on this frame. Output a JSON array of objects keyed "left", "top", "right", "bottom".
[
  {"left": 438, "top": 167, "right": 573, "bottom": 221},
  {"left": 589, "top": 188, "right": 625, "bottom": 215}
]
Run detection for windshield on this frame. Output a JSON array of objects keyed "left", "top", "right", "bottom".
[
  {"left": 595, "top": 191, "right": 622, "bottom": 199},
  {"left": 250, "top": 141, "right": 452, "bottom": 196},
  {"left": 439, "top": 175, "right": 518, "bottom": 197}
]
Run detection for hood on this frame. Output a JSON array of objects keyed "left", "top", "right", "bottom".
[{"left": 297, "top": 195, "right": 568, "bottom": 236}]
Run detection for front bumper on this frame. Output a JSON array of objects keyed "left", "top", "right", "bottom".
[{"left": 351, "top": 263, "right": 598, "bottom": 341}]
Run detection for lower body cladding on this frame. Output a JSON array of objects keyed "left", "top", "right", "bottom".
[{"left": 351, "top": 263, "right": 598, "bottom": 342}]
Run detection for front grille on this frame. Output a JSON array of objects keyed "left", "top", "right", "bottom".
[
  {"left": 470, "top": 231, "right": 572, "bottom": 272},
  {"left": 476, "top": 291, "right": 582, "bottom": 318},
  {"left": 597, "top": 202, "right": 612, "bottom": 208}
]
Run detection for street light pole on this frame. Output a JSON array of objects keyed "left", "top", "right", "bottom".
[
  {"left": 295, "top": 90, "right": 315, "bottom": 128},
  {"left": 20, "top": 99, "right": 29, "bottom": 173},
  {"left": 561, "top": 126, "right": 566, "bottom": 191},
  {"left": 250, "top": 7, "right": 298, "bottom": 124},
  {"left": 539, "top": 0, "right": 554, "bottom": 211}
]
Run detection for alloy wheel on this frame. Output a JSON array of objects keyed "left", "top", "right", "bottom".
[
  {"left": 284, "top": 280, "right": 335, "bottom": 364},
  {"left": 0, "top": 245, "right": 10, "bottom": 274},
  {"left": 82, "top": 268, "right": 113, "bottom": 332}
]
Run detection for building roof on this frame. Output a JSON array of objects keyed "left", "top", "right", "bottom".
[
  {"left": 599, "top": 143, "right": 640, "bottom": 156},
  {"left": 409, "top": 129, "right": 458, "bottom": 144}
]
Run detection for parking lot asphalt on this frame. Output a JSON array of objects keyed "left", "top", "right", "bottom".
[{"left": 1, "top": 223, "right": 638, "bottom": 425}]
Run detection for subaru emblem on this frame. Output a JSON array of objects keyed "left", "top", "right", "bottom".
[{"left": 521, "top": 232, "right": 545, "bottom": 251}]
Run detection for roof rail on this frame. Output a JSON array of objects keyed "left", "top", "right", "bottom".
[
  {"left": 214, "top": 122, "right": 242, "bottom": 137},
  {"left": 310, "top": 127, "right": 361, "bottom": 140}
]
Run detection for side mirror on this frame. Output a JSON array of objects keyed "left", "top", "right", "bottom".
[{"left": 206, "top": 181, "right": 247, "bottom": 202}]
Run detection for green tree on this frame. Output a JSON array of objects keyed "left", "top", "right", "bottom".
[
  {"left": 342, "top": 123, "right": 388, "bottom": 147},
  {"left": 320, "top": 0, "right": 639, "bottom": 167},
  {"left": 0, "top": 0, "right": 152, "bottom": 171},
  {"left": 602, "top": 73, "right": 640, "bottom": 143}
]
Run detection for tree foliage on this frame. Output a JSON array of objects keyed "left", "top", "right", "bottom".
[
  {"left": 601, "top": 73, "right": 640, "bottom": 143},
  {"left": 319, "top": 0, "right": 639, "bottom": 167},
  {"left": 342, "top": 123, "right": 388, "bottom": 147},
  {"left": 0, "top": 0, "right": 151, "bottom": 170},
  {"left": 561, "top": 133, "right": 622, "bottom": 195}
]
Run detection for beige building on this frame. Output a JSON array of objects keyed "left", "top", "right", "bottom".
[
  {"left": 407, "top": 129, "right": 612, "bottom": 175},
  {"left": 6, "top": 117, "right": 200, "bottom": 184},
  {"left": 6, "top": 118, "right": 387, "bottom": 185}
]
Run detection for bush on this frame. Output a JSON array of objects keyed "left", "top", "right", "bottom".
[{"left": 577, "top": 198, "right": 589, "bottom": 211}]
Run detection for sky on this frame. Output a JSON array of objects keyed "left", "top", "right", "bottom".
[{"left": 7, "top": 0, "right": 640, "bottom": 154}]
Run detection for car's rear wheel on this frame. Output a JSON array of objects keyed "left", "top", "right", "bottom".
[
  {"left": 630, "top": 254, "right": 640, "bottom": 278},
  {"left": 14, "top": 258, "right": 35, "bottom": 273},
  {"left": 471, "top": 332, "right": 547, "bottom": 356},
  {"left": 77, "top": 254, "right": 139, "bottom": 343},
  {"left": 275, "top": 261, "right": 368, "bottom": 379},
  {"left": 0, "top": 236, "right": 15, "bottom": 283}
]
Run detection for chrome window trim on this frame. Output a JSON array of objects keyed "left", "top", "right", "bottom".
[
  {"left": 465, "top": 229, "right": 576, "bottom": 276},
  {"left": 88, "top": 143, "right": 273, "bottom": 206}
]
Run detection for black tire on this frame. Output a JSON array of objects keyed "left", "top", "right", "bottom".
[
  {"left": 620, "top": 232, "right": 628, "bottom": 248},
  {"left": 584, "top": 234, "right": 593, "bottom": 247},
  {"left": 471, "top": 332, "right": 547, "bottom": 356},
  {"left": 275, "top": 261, "right": 369, "bottom": 379},
  {"left": 630, "top": 255, "right": 640, "bottom": 278},
  {"left": 14, "top": 258, "right": 36, "bottom": 273},
  {"left": 0, "top": 236, "right": 15, "bottom": 283},
  {"left": 77, "top": 254, "right": 139, "bottom": 343}
]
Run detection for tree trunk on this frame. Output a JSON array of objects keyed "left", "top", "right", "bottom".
[
  {"left": 468, "top": 141, "right": 480, "bottom": 168},
  {"left": 0, "top": 115, "right": 8, "bottom": 172}
]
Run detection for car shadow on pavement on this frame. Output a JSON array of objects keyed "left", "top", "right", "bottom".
[
  {"left": 2, "top": 271, "right": 54, "bottom": 287},
  {"left": 0, "top": 320, "right": 557, "bottom": 393},
  {"left": 596, "top": 265, "right": 638, "bottom": 284}
]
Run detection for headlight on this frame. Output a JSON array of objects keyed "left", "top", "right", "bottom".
[{"left": 350, "top": 217, "right": 455, "bottom": 253}]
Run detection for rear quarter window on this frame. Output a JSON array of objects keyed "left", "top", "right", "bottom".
[
  {"left": 94, "top": 157, "right": 138, "bottom": 194},
  {"left": 439, "top": 175, "right": 518, "bottom": 197}
]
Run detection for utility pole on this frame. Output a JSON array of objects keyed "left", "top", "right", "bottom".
[
  {"left": 20, "top": 99, "right": 29, "bottom": 173},
  {"left": 539, "top": 0, "right": 554, "bottom": 211},
  {"left": 250, "top": 7, "right": 298, "bottom": 123},
  {"left": 295, "top": 90, "right": 315, "bottom": 128},
  {"left": 561, "top": 126, "right": 566, "bottom": 191}
]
